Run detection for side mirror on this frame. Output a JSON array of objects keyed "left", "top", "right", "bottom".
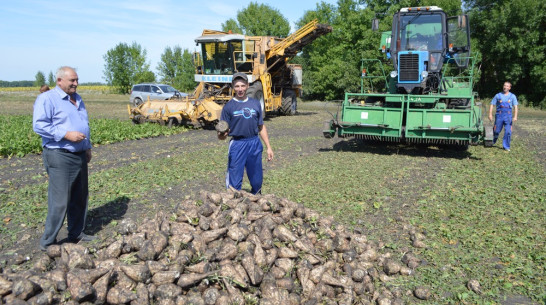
[{"left": 372, "top": 19, "right": 379, "bottom": 31}]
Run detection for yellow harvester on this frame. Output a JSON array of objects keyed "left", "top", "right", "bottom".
[{"left": 128, "top": 19, "right": 332, "bottom": 127}]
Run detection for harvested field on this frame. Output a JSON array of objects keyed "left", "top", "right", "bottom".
[{"left": 0, "top": 97, "right": 544, "bottom": 304}]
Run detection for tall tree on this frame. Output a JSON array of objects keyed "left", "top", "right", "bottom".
[
  {"left": 468, "top": 0, "right": 546, "bottom": 107},
  {"left": 222, "top": 19, "right": 243, "bottom": 34},
  {"left": 222, "top": 2, "right": 290, "bottom": 36},
  {"left": 296, "top": 0, "right": 379, "bottom": 100},
  {"left": 103, "top": 42, "right": 155, "bottom": 94},
  {"left": 47, "top": 71, "right": 55, "bottom": 86},
  {"left": 157, "top": 46, "right": 196, "bottom": 92},
  {"left": 34, "top": 71, "right": 46, "bottom": 87},
  {"left": 298, "top": 0, "right": 467, "bottom": 101}
]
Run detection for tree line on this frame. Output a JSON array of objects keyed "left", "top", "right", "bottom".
[{"left": 8, "top": 1, "right": 545, "bottom": 108}]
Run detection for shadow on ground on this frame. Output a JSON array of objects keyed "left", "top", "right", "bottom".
[
  {"left": 320, "top": 138, "right": 481, "bottom": 160},
  {"left": 84, "top": 196, "right": 130, "bottom": 236}
]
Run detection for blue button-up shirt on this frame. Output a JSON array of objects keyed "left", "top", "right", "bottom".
[{"left": 33, "top": 86, "right": 91, "bottom": 152}]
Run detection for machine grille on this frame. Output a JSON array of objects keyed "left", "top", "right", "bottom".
[{"left": 399, "top": 53, "right": 419, "bottom": 81}]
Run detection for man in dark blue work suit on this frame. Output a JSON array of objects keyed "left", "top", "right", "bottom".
[
  {"left": 488, "top": 81, "right": 518, "bottom": 151},
  {"left": 217, "top": 72, "right": 274, "bottom": 194}
]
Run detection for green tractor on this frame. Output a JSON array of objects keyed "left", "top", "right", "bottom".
[{"left": 324, "top": 6, "right": 493, "bottom": 149}]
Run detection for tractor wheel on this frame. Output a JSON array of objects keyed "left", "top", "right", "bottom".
[
  {"left": 133, "top": 97, "right": 143, "bottom": 107},
  {"left": 280, "top": 89, "right": 297, "bottom": 116},
  {"left": 167, "top": 117, "right": 177, "bottom": 128},
  {"left": 132, "top": 115, "right": 142, "bottom": 125},
  {"left": 484, "top": 126, "right": 494, "bottom": 147},
  {"left": 323, "top": 121, "right": 335, "bottom": 138},
  {"left": 247, "top": 82, "right": 265, "bottom": 114}
]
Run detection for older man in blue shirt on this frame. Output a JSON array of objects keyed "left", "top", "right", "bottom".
[{"left": 33, "top": 66, "right": 96, "bottom": 251}]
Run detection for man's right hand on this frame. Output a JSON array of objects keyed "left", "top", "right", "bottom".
[
  {"left": 64, "top": 131, "right": 86, "bottom": 143},
  {"left": 217, "top": 131, "right": 228, "bottom": 140},
  {"left": 488, "top": 114, "right": 493, "bottom": 122}
]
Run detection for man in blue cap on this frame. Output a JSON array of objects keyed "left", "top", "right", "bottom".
[{"left": 217, "top": 72, "right": 274, "bottom": 194}]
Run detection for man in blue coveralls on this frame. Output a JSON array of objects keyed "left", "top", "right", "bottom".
[
  {"left": 217, "top": 72, "right": 274, "bottom": 194},
  {"left": 488, "top": 81, "right": 518, "bottom": 151}
]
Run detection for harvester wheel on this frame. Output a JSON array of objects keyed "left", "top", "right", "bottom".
[
  {"left": 280, "top": 90, "right": 297, "bottom": 115},
  {"left": 323, "top": 121, "right": 335, "bottom": 138},
  {"left": 132, "top": 115, "right": 144, "bottom": 124},
  {"left": 133, "top": 98, "right": 143, "bottom": 107},
  {"left": 247, "top": 82, "right": 265, "bottom": 114},
  {"left": 167, "top": 117, "right": 177, "bottom": 128},
  {"left": 484, "top": 126, "right": 494, "bottom": 147}
]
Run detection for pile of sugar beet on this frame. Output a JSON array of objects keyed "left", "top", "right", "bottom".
[{"left": 0, "top": 190, "right": 433, "bottom": 305}]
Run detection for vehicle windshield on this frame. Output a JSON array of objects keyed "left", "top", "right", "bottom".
[
  {"left": 201, "top": 41, "right": 243, "bottom": 75},
  {"left": 159, "top": 85, "right": 176, "bottom": 93},
  {"left": 399, "top": 14, "right": 443, "bottom": 51}
]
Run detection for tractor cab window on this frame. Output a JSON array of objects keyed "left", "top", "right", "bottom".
[
  {"left": 234, "top": 40, "right": 255, "bottom": 72},
  {"left": 201, "top": 41, "right": 244, "bottom": 75},
  {"left": 447, "top": 15, "right": 471, "bottom": 68},
  {"left": 398, "top": 14, "right": 443, "bottom": 51}
]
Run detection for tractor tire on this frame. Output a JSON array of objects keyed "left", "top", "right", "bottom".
[
  {"left": 323, "top": 121, "right": 335, "bottom": 138},
  {"left": 280, "top": 89, "right": 297, "bottom": 116},
  {"left": 247, "top": 82, "right": 265, "bottom": 114},
  {"left": 132, "top": 115, "right": 143, "bottom": 125},
  {"left": 484, "top": 125, "right": 494, "bottom": 147},
  {"left": 167, "top": 117, "right": 177, "bottom": 128},
  {"left": 133, "top": 97, "right": 143, "bottom": 107}
]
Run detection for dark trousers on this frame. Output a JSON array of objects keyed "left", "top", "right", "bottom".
[{"left": 40, "top": 148, "right": 88, "bottom": 247}]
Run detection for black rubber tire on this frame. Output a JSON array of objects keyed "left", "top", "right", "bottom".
[
  {"left": 132, "top": 115, "right": 143, "bottom": 124},
  {"left": 133, "top": 97, "right": 143, "bottom": 107},
  {"left": 484, "top": 126, "right": 494, "bottom": 147},
  {"left": 247, "top": 82, "right": 265, "bottom": 114},
  {"left": 167, "top": 117, "right": 177, "bottom": 128},
  {"left": 323, "top": 121, "right": 335, "bottom": 138},
  {"left": 280, "top": 89, "right": 296, "bottom": 116}
]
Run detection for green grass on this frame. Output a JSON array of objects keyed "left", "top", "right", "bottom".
[
  {"left": 0, "top": 143, "right": 227, "bottom": 240},
  {"left": 0, "top": 115, "right": 189, "bottom": 157}
]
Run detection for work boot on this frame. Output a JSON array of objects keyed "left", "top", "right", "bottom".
[{"left": 69, "top": 233, "right": 97, "bottom": 243}]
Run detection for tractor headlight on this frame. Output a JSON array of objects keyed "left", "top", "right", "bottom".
[
  {"left": 421, "top": 71, "right": 429, "bottom": 78},
  {"left": 390, "top": 71, "right": 398, "bottom": 78}
]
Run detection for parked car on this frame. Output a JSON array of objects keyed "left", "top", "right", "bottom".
[{"left": 130, "top": 83, "right": 186, "bottom": 106}]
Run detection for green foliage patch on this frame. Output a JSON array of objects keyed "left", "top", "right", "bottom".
[{"left": 0, "top": 115, "right": 188, "bottom": 157}]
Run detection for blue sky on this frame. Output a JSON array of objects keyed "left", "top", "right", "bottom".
[{"left": 0, "top": 0, "right": 337, "bottom": 83}]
